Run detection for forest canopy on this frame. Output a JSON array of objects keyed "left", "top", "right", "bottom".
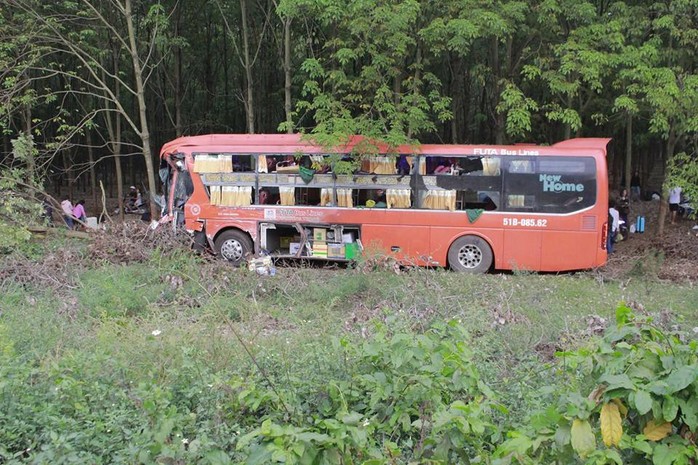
[{"left": 1, "top": 0, "right": 697, "bottom": 225}]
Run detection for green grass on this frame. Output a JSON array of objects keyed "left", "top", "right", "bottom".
[{"left": 1, "top": 240, "right": 697, "bottom": 462}]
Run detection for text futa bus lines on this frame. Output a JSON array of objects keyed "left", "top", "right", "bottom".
[{"left": 159, "top": 134, "right": 610, "bottom": 273}]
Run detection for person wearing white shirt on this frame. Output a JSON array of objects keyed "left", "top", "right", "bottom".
[
  {"left": 668, "top": 186, "right": 682, "bottom": 224},
  {"left": 608, "top": 199, "right": 620, "bottom": 253}
]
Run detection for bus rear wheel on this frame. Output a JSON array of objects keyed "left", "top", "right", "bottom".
[
  {"left": 448, "top": 235, "right": 493, "bottom": 273},
  {"left": 215, "top": 230, "right": 253, "bottom": 266}
]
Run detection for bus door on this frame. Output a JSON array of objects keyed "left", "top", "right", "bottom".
[{"left": 501, "top": 158, "right": 542, "bottom": 271}]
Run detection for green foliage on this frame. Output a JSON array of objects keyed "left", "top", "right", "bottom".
[
  {"left": 293, "top": 0, "right": 452, "bottom": 147},
  {"left": 665, "top": 151, "right": 698, "bottom": 218},
  {"left": 494, "top": 305, "right": 698, "bottom": 464},
  {"left": 236, "top": 321, "right": 500, "bottom": 464},
  {"left": 0, "top": 135, "right": 44, "bottom": 253},
  {"left": 497, "top": 82, "right": 539, "bottom": 139}
]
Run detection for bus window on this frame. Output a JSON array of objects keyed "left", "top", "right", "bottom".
[
  {"left": 504, "top": 157, "right": 537, "bottom": 211},
  {"left": 420, "top": 156, "right": 502, "bottom": 211},
  {"left": 193, "top": 153, "right": 233, "bottom": 173},
  {"left": 537, "top": 157, "right": 596, "bottom": 213},
  {"left": 231, "top": 154, "right": 254, "bottom": 172},
  {"left": 503, "top": 156, "right": 597, "bottom": 213}
]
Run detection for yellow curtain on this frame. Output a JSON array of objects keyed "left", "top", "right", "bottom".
[
  {"left": 217, "top": 186, "right": 251, "bottom": 206},
  {"left": 361, "top": 156, "right": 395, "bottom": 174},
  {"left": 482, "top": 157, "right": 500, "bottom": 175},
  {"left": 386, "top": 189, "right": 411, "bottom": 208},
  {"left": 220, "top": 155, "right": 233, "bottom": 172},
  {"left": 423, "top": 190, "right": 456, "bottom": 211},
  {"left": 337, "top": 188, "right": 353, "bottom": 208},
  {"left": 320, "top": 188, "right": 332, "bottom": 206},
  {"left": 209, "top": 185, "right": 221, "bottom": 205},
  {"left": 258, "top": 155, "right": 268, "bottom": 173},
  {"left": 194, "top": 155, "right": 233, "bottom": 173},
  {"left": 280, "top": 186, "right": 296, "bottom": 206}
]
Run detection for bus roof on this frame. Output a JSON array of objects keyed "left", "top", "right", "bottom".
[{"left": 160, "top": 134, "right": 610, "bottom": 157}]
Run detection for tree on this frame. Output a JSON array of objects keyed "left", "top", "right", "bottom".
[
  {"left": 4, "top": 0, "right": 175, "bottom": 220},
  {"left": 293, "top": 0, "right": 451, "bottom": 150}
]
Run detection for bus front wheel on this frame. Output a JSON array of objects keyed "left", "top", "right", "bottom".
[
  {"left": 448, "top": 236, "right": 493, "bottom": 273},
  {"left": 215, "top": 230, "right": 253, "bottom": 266}
]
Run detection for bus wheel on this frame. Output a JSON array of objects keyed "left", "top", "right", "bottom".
[
  {"left": 448, "top": 235, "right": 492, "bottom": 273},
  {"left": 215, "top": 230, "right": 252, "bottom": 266}
]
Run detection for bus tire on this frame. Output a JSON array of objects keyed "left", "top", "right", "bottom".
[
  {"left": 215, "top": 229, "right": 252, "bottom": 266},
  {"left": 448, "top": 235, "right": 493, "bottom": 273}
]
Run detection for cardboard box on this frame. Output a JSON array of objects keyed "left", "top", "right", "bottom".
[
  {"left": 280, "top": 236, "right": 293, "bottom": 248},
  {"left": 289, "top": 242, "right": 301, "bottom": 255},
  {"left": 328, "top": 244, "right": 345, "bottom": 258},
  {"left": 313, "top": 228, "right": 327, "bottom": 242}
]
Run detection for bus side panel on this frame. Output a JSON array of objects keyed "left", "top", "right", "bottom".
[
  {"left": 502, "top": 230, "right": 542, "bottom": 271},
  {"left": 429, "top": 227, "right": 503, "bottom": 269},
  {"left": 540, "top": 230, "right": 599, "bottom": 271},
  {"left": 361, "top": 224, "right": 432, "bottom": 266}
]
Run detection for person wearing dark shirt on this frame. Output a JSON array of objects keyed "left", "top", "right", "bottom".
[{"left": 630, "top": 170, "right": 641, "bottom": 201}]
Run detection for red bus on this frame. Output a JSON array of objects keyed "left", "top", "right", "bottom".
[{"left": 159, "top": 134, "right": 610, "bottom": 272}]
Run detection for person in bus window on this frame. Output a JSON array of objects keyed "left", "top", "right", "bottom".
[
  {"left": 368, "top": 189, "right": 387, "bottom": 208},
  {"left": 396, "top": 155, "right": 411, "bottom": 175},
  {"left": 259, "top": 188, "right": 270, "bottom": 205},
  {"left": 434, "top": 158, "right": 456, "bottom": 174}
]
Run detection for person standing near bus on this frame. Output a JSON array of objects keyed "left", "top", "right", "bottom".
[
  {"left": 618, "top": 189, "right": 630, "bottom": 236},
  {"left": 668, "top": 186, "right": 682, "bottom": 224},
  {"left": 630, "top": 170, "right": 641, "bottom": 201},
  {"left": 608, "top": 200, "right": 620, "bottom": 253}
]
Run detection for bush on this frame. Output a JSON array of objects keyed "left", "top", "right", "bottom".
[{"left": 494, "top": 305, "right": 698, "bottom": 464}]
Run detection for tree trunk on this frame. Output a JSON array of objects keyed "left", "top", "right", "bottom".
[
  {"left": 283, "top": 16, "right": 292, "bottom": 134},
  {"left": 656, "top": 132, "right": 676, "bottom": 237},
  {"left": 125, "top": 0, "right": 158, "bottom": 220},
  {"left": 624, "top": 114, "right": 632, "bottom": 193},
  {"left": 240, "top": 0, "right": 255, "bottom": 134},
  {"left": 87, "top": 130, "right": 98, "bottom": 215},
  {"left": 407, "top": 45, "right": 422, "bottom": 139},
  {"left": 174, "top": 17, "right": 183, "bottom": 137}
]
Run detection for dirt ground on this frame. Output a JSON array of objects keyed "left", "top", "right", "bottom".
[{"left": 601, "top": 199, "right": 698, "bottom": 282}]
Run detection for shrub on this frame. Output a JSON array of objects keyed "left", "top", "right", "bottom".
[{"left": 494, "top": 304, "right": 698, "bottom": 464}]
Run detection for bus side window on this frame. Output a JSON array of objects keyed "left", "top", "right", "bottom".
[
  {"left": 231, "top": 154, "right": 254, "bottom": 172},
  {"left": 504, "top": 158, "right": 537, "bottom": 211},
  {"left": 537, "top": 157, "right": 596, "bottom": 213}
]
